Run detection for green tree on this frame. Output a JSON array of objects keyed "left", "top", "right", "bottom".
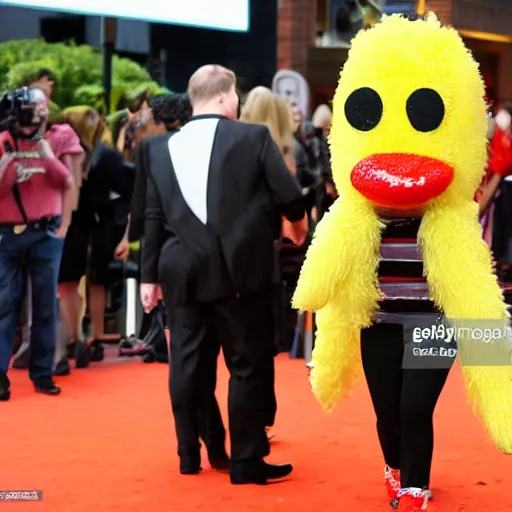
[{"left": 0, "top": 39, "right": 165, "bottom": 112}]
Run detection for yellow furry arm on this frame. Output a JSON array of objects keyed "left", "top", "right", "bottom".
[
  {"left": 420, "top": 203, "right": 512, "bottom": 453},
  {"left": 419, "top": 203, "right": 507, "bottom": 320},
  {"left": 292, "top": 195, "right": 381, "bottom": 312}
]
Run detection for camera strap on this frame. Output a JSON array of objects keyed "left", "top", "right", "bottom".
[{"left": 5, "top": 140, "right": 29, "bottom": 225}]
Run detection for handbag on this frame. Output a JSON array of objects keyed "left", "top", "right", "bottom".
[{"left": 118, "top": 301, "right": 168, "bottom": 363}]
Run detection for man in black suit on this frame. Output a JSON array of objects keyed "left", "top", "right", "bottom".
[
  {"left": 129, "top": 92, "right": 230, "bottom": 471},
  {"left": 140, "top": 65, "right": 307, "bottom": 484}
]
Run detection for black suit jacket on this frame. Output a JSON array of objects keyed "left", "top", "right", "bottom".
[
  {"left": 141, "top": 114, "right": 305, "bottom": 306},
  {"left": 129, "top": 130, "right": 178, "bottom": 242}
]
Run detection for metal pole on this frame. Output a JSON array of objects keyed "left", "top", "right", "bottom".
[{"left": 101, "top": 17, "right": 117, "bottom": 115}]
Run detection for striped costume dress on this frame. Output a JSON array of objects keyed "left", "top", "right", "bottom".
[{"left": 375, "top": 217, "right": 439, "bottom": 325}]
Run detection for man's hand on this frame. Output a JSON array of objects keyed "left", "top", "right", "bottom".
[
  {"left": 289, "top": 214, "right": 308, "bottom": 247},
  {"left": 37, "top": 139, "right": 56, "bottom": 160},
  {"left": 54, "top": 223, "right": 69, "bottom": 239},
  {"left": 140, "top": 283, "right": 159, "bottom": 313},
  {"left": 326, "top": 183, "right": 337, "bottom": 198},
  {"left": 115, "top": 237, "right": 130, "bottom": 261}
]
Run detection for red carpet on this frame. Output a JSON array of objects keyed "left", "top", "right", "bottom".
[{"left": 1, "top": 351, "right": 510, "bottom": 511}]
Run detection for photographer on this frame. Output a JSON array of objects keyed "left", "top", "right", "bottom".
[{"left": 0, "top": 87, "right": 74, "bottom": 400}]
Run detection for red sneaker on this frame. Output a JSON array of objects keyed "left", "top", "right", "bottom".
[
  {"left": 384, "top": 465, "right": 401, "bottom": 506},
  {"left": 397, "top": 488, "right": 429, "bottom": 511}
]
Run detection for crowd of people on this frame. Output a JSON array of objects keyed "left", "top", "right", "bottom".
[{"left": 0, "top": 66, "right": 334, "bottom": 394}]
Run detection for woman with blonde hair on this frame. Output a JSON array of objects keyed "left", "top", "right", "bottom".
[
  {"left": 241, "top": 86, "right": 299, "bottom": 173},
  {"left": 241, "top": 88, "right": 308, "bottom": 352}
]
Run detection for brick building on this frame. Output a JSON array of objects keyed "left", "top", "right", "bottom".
[{"left": 278, "top": 0, "right": 512, "bottom": 113}]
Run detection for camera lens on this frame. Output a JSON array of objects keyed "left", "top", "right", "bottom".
[{"left": 18, "top": 108, "right": 35, "bottom": 127}]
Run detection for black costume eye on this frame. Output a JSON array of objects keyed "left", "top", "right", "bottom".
[
  {"left": 344, "top": 87, "right": 383, "bottom": 132},
  {"left": 406, "top": 88, "right": 445, "bottom": 133}
]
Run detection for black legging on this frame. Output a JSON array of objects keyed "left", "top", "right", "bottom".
[{"left": 361, "top": 322, "right": 452, "bottom": 489}]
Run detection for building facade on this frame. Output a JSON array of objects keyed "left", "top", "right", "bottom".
[{"left": 278, "top": 0, "right": 512, "bottom": 112}]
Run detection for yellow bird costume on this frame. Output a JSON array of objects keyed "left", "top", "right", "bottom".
[{"left": 293, "top": 13, "right": 512, "bottom": 455}]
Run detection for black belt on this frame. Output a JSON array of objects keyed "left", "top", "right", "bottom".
[{"left": 0, "top": 215, "right": 60, "bottom": 234}]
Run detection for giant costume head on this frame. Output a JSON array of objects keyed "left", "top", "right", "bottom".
[{"left": 293, "top": 13, "right": 512, "bottom": 453}]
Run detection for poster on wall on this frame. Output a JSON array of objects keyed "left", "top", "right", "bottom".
[
  {"left": 0, "top": 0, "right": 250, "bottom": 32},
  {"left": 271, "top": 69, "right": 310, "bottom": 119}
]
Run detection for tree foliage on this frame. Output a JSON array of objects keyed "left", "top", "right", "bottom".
[{"left": 0, "top": 39, "right": 168, "bottom": 113}]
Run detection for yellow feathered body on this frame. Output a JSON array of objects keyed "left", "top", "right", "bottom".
[{"left": 293, "top": 13, "right": 512, "bottom": 452}]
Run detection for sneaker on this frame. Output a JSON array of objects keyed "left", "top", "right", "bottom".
[
  {"left": 397, "top": 487, "right": 430, "bottom": 511},
  {"left": 385, "top": 465, "right": 401, "bottom": 507},
  {"left": 0, "top": 371, "right": 11, "bottom": 401}
]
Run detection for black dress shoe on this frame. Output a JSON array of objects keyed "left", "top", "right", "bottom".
[
  {"left": 208, "top": 449, "right": 230, "bottom": 471},
  {"left": 75, "top": 341, "right": 90, "bottom": 368},
  {"left": 54, "top": 357, "right": 70, "bottom": 376},
  {"left": 0, "top": 371, "right": 11, "bottom": 401},
  {"left": 230, "top": 459, "right": 293, "bottom": 485},
  {"left": 34, "top": 376, "right": 61, "bottom": 395},
  {"left": 179, "top": 449, "right": 202, "bottom": 475}
]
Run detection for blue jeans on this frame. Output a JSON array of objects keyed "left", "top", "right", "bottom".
[{"left": 0, "top": 224, "right": 64, "bottom": 380}]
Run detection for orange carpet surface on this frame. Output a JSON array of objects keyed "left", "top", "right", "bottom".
[{"left": 1, "top": 350, "right": 510, "bottom": 511}]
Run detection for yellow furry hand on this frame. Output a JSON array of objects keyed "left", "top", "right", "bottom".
[
  {"left": 462, "top": 365, "right": 512, "bottom": 454},
  {"left": 293, "top": 196, "right": 380, "bottom": 312},
  {"left": 292, "top": 210, "right": 345, "bottom": 312},
  {"left": 309, "top": 305, "right": 363, "bottom": 411}
]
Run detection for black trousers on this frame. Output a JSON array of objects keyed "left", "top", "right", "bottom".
[
  {"left": 166, "top": 287, "right": 276, "bottom": 461},
  {"left": 195, "top": 330, "right": 226, "bottom": 453},
  {"left": 361, "top": 323, "right": 451, "bottom": 489},
  {"left": 142, "top": 305, "right": 227, "bottom": 450}
]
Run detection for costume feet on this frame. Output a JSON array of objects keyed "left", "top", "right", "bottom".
[
  {"left": 397, "top": 488, "right": 430, "bottom": 511},
  {"left": 385, "top": 465, "right": 401, "bottom": 506}
]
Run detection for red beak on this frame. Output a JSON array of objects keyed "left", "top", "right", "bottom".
[{"left": 350, "top": 153, "right": 454, "bottom": 209}]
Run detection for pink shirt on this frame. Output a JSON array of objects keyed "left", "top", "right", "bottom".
[
  {"left": 45, "top": 124, "right": 84, "bottom": 161},
  {"left": 0, "top": 131, "right": 71, "bottom": 223}
]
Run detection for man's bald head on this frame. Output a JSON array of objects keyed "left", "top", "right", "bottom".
[{"left": 187, "top": 65, "right": 236, "bottom": 106}]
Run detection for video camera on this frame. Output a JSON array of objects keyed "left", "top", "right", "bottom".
[{"left": 0, "top": 87, "right": 47, "bottom": 140}]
